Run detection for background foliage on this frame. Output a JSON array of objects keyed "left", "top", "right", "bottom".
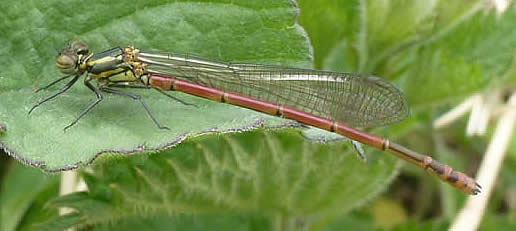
[{"left": 1, "top": 0, "right": 516, "bottom": 230}]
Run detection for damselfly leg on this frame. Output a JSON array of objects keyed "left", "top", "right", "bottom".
[
  {"left": 106, "top": 83, "right": 197, "bottom": 107},
  {"left": 63, "top": 80, "right": 103, "bottom": 131},
  {"left": 35, "top": 74, "right": 74, "bottom": 93},
  {"left": 100, "top": 87, "right": 169, "bottom": 130},
  {"left": 153, "top": 87, "right": 198, "bottom": 108},
  {"left": 29, "top": 75, "right": 80, "bottom": 115}
]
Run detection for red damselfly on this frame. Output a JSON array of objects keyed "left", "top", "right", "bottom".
[{"left": 30, "top": 41, "right": 481, "bottom": 195}]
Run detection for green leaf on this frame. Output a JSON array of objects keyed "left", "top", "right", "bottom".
[
  {"left": 360, "top": 0, "right": 438, "bottom": 72},
  {"left": 319, "top": 2, "right": 516, "bottom": 108},
  {"left": 47, "top": 192, "right": 109, "bottom": 215},
  {"left": 319, "top": 212, "right": 375, "bottom": 231},
  {"left": 322, "top": 40, "right": 359, "bottom": 73},
  {"left": 478, "top": 214, "right": 516, "bottom": 231},
  {"left": 388, "top": 219, "right": 448, "bottom": 231},
  {"left": 41, "top": 129, "right": 398, "bottom": 228},
  {"left": 0, "top": 0, "right": 311, "bottom": 170},
  {"left": 307, "top": 0, "right": 440, "bottom": 74},
  {"left": 0, "top": 162, "right": 59, "bottom": 231},
  {"left": 54, "top": 213, "right": 271, "bottom": 231},
  {"left": 297, "top": 0, "right": 360, "bottom": 69},
  {"left": 91, "top": 213, "right": 272, "bottom": 231},
  {"left": 402, "top": 4, "right": 516, "bottom": 106},
  {"left": 32, "top": 213, "right": 82, "bottom": 231}
]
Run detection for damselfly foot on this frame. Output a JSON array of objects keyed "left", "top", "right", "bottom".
[
  {"left": 101, "top": 87, "right": 169, "bottom": 130},
  {"left": 29, "top": 75, "right": 80, "bottom": 115}
]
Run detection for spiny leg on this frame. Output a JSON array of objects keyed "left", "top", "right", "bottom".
[
  {"left": 100, "top": 87, "right": 169, "bottom": 130},
  {"left": 63, "top": 81, "right": 103, "bottom": 131},
  {"left": 34, "top": 74, "right": 74, "bottom": 93},
  {"left": 153, "top": 87, "right": 198, "bottom": 108},
  {"left": 29, "top": 75, "right": 80, "bottom": 115},
  {"left": 106, "top": 83, "right": 197, "bottom": 107}
]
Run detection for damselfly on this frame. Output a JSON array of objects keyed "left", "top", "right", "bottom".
[{"left": 30, "top": 41, "right": 481, "bottom": 195}]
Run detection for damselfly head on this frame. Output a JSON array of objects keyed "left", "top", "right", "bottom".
[
  {"left": 56, "top": 51, "right": 79, "bottom": 74},
  {"left": 69, "top": 40, "right": 89, "bottom": 56},
  {"left": 55, "top": 40, "right": 89, "bottom": 74}
]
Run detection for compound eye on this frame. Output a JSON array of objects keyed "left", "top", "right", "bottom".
[
  {"left": 69, "top": 40, "right": 89, "bottom": 55},
  {"left": 56, "top": 52, "right": 78, "bottom": 74}
]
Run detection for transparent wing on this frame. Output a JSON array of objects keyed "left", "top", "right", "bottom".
[{"left": 137, "top": 51, "right": 409, "bottom": 128}]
